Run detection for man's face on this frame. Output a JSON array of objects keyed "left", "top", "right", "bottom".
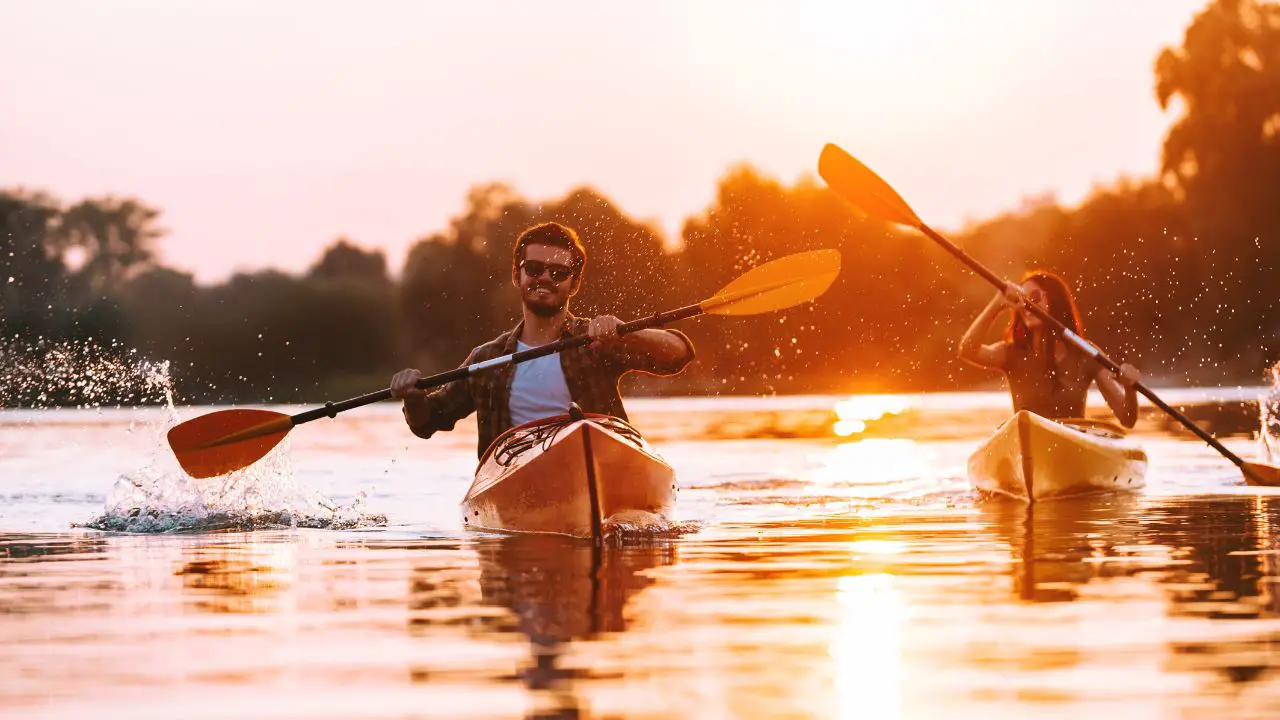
[{"left": 516, "top": 243, "right": 577, "bottom": 317}]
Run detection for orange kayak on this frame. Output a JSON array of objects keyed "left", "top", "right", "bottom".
[{"left": 461, "top": 410, "right": 677, "bottom": 537}]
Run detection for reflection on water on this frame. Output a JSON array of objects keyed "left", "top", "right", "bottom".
[
  {"left": 810, "top": 438, "right": 940, "bottom": 498},
  {"left": 832, "top": 395, "right": 912, "bottom": 437},
  {"left": 472, "top": 537, "right": 676, "bottom": 719},
  {"left": 6, "top": 495, "right": 1280, "bottom": 717},
  {"left": 980, "top": 494, "right": 1150, "bottom": 603},
  {"left": 831, "top": 573, "right": 907, "bottom": 720},
  {"left": 987, "top": 493, "right": 1280, "bottom": 613},
  {"left": 976, "top": 494, "right": 1280, "bottom": 711},
  {"left": 177, "top": 541, "right": 296, "bottom": 615},
  {"left": 5, "top": 392, "right": 1280, "bottom": 717},
  {"left": 473, "top": 536, "right": 675, "bottom": 641}
]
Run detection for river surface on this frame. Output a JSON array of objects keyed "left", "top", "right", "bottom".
[{"left": 4, "top": 388, "right": 1280, "bottom": 719}]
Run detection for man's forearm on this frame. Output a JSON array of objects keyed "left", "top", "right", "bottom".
[
  {"left": 625, "top": 328, "right": 692, "bottom": 364},
  {"left": 402, "top": 397, "right": 435, "bottom": 437}
]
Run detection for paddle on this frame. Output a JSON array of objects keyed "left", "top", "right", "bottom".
[
  {"left": 168, "top": 248, "right": 843, "bottom": 479},
  {"left": 817, "top": 142, "right": 1280, "bottom": 487}
]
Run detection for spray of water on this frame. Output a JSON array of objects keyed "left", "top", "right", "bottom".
[
  {"left": 1, "top": 336, "right": 385, "bottom": 532},
  {"left": 82, "top": 438, "right": 385, "bottom": 532},
  {"left": 0, "top": 336, "right": 172, "bottom": 408},
  {"left": 1261, "top": 362, "right": 1280, "bottom": 466},
  {"left": 601, "top": 510, "right": 700, "bottom": 542}
]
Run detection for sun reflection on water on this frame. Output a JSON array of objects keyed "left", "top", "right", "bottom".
[
  {"left": 810, "top": 439, "right": 938, "bottom": 493},
  {"left": 846, "top": 539, "right": 906, "bottom": 557},
  {"left": 830, "top": 573, "right": 907, "bottom": 720},
  {"left": 832, "top": 395, "right": 913, "bottom": 437}
]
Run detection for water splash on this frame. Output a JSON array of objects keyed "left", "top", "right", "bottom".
[
  {"left": 0, "top": 336, "right": 385, "bottom": 532},
  {"left": 1261, "top": 362, "right": 1280, "bottom": 465},
  {"left": 0, "top": 336, "right": 171, "bottom": 408},
  {"left": 601, "top": 510, "right": 700, "bottom": 542},
  {"left": 78, "top": 439, "right": 386, "bottom": 533}
]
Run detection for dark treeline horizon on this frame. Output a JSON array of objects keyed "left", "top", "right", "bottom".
[{"left": 3, "top": 0, "right": 1279, "bottom": 408}]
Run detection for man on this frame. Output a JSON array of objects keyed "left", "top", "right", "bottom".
[{"left": 390, "top": 221, "right": 695, "bottom": 457}]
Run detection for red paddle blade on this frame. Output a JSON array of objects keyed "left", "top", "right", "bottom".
[
  {"left": 167, "top": 409, "right": 294, "bottom": 479},
  {"left": 1242, "top": 461, "right": 1280, "bottom": 487}
]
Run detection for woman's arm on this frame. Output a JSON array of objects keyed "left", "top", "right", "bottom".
[
  {"left": 1094, "top": 362, "right": 1140, "bottom": 428},
  {"left": 958, "top": 282, "right": 1021, "bottom": 370}
]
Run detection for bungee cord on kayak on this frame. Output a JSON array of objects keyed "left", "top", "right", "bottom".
[{"left": 492, "top": 414, "right": 644, "bottom": 469}]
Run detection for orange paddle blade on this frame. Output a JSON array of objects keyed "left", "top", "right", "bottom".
[
  {"left": 167, "top": 409, "right": 294, "bottom": 479},
  {"left": 1242, "top": 461, "right": 1280, "bottom": 487},
  {"left": 818, "top": 143, "right": 923, "bottom": 229},
  {"left": 701, "top": 249, "right": 841, "bottom": 316}
]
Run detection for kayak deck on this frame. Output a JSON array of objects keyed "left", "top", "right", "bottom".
[
  {"left": 967, "top": 410, "right": 1148, "bottom": 501},
  {"left": 461, "top": 413, "right": 677, "bottom": 537}
]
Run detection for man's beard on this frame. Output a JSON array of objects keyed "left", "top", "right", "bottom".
[{"left": 523, "top": 285, "right": 566, "bottom": 317}]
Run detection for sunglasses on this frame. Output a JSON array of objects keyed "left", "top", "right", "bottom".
[{"left": 520, "top": 259, "right": 575, "bottom": 283}]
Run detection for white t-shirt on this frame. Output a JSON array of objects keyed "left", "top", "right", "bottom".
[{"left": 509, "top": 340, "right": 572, "bottom": 425}]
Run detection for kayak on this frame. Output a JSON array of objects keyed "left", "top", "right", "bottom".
[
  {"left": 967, "top": 410, "right": 1147, "bottom": 501},
  {"left": 461, "top": 408, "right": 677, "bottom": 537}
]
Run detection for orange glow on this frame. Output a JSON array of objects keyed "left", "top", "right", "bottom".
[{"left": 0, "top": 1, "right": 1209, "bottom": 282}]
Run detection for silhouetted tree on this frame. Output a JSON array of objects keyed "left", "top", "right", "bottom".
[
  {"left": 56, "top": 197, "right": 164, "bottom": 296},
  {"left": 0, "top": 191, "right": 67, "bottom": 331},
  {"left": 307, "top": 238, "right": 389, "bottom": 284},
  {"left": 1155, "top": 0, "right": 1280, "bottom": 367}
]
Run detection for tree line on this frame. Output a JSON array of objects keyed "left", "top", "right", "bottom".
[{"left": 2, "top": 0, "right": 1277, "bottom": 407}]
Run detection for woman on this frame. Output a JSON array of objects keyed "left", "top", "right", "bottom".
[{"left": 959, "top": 270, "right": 1141, "bottom": 428}]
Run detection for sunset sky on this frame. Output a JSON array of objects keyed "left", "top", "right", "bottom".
[{"left": 2, "top": 0, "right": 1207, "bottom": 282}]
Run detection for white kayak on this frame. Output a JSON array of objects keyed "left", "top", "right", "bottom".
[
  {"left": 967, "top": 410, "right": 1148, "bottom": 501},
  {"left": 461, "top": 409, "right": 677, "bottom": 537}
]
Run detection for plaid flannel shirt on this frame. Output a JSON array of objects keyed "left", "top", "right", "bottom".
[{"left": 403, "top": 315, "right": 695, "bottom": 457}]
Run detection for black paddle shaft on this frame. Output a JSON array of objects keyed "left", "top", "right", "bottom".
[
  {"left": 918, "top": 223, "right": 1256, "bottom": 474},
  {"left": 288, "top": 301, "right": 705, "bottom": 427}
]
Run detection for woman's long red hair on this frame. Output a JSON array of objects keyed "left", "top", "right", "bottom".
[{"left": 1004, "top": 270, "right": 1085, "bottom": 384}]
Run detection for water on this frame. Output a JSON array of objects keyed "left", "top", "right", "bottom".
[{"left": 4, "top": 387, "right": 1280, "bottom": 718}]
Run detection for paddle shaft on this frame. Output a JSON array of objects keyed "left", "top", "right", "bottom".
[
  {"left": 287, "top": 302, "right": 705, "bottom": 427},
  {"left": 917, "top": 223, "right": 1261, "bottom": 478}
]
